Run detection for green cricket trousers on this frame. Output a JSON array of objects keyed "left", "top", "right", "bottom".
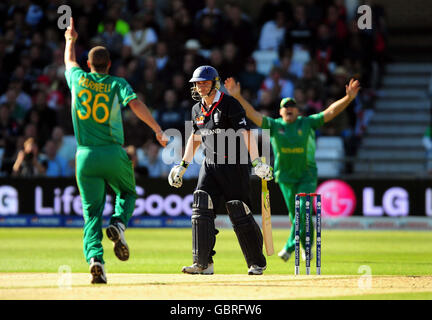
[
  {"left": 278, "top": 178, "right": 317, "bottom": 254},
  {"left": 75, "top": 144, "right": 137, "bottom": 264}
]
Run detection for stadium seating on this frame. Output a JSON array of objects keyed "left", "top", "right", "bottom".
[{"left": 315, "top": 136, "right": 345, "bottom": 177}]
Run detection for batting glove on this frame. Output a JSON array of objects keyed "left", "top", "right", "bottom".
[
  {"left": 252, "top": 157, "right": 273, "bottom": 181},
  {"left": 168, "top": 161, "right": 188, "bottom": 188}
]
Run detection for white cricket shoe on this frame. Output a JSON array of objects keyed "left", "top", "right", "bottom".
[
  {"left": 182, "top": 263, "right": 214, "bottom": 275},
  {"left": 89, "top": 258, "right": 107, "bottom": 284},
  {"left": 278, "top": 249, "right": 291, "bottom": 262},
  {"left": 248, "top": 265, "right": 266, "bottom": 275},
  {"left": 106, "top": 221, "right": 129, "bottom": 261}
]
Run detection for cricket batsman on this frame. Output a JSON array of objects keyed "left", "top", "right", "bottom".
[
  {"left": 168, "top": 66, "right": 273, "bottom": 275},
  {"left": 64, "top": 17, "right": 166, "bottom": 284},
  {"left": 225, "top": 77, "right": 360, "bottom": 262}
]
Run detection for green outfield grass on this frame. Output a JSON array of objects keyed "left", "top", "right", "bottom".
[{"left": 0, "top": 228, "right": 431, "bottom": 276}]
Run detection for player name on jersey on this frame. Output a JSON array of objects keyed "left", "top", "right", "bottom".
[
  {"left": 280, "top": 147, "right": 305, "bottom": 154},
  {"left": 78, "top": 76, "right": 112, "bottom": 93}
]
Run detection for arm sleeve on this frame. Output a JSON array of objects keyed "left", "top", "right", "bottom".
[
  {"left": 191, "top": 107, "right": 200, "bottom": 134},
  {"left": 308, "top": 111, "right": 325, "bottom": 129},
  {"left": 228, "top": 99, "right": 250, "bottom": 130},
  {"left": 64, "top": 67, "right": 85, "bottom": 89},
  {"left": 261, "top": 116, "right": 276, "bottom": 136},
  {"left": 118, "top": 79, "right": 137, "bottom": 107}
]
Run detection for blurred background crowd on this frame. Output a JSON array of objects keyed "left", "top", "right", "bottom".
[{"left": 0, "top": 0, "right": 388, "bottom": 178}]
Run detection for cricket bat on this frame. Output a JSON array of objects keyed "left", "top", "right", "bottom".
[{"left": 261, "top": 179, "right": 274, "bottom": 256}]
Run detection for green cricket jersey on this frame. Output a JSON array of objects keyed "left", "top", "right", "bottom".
[
  {"left": 65, "top": 67, "right": 137, "bottom": 146},
  {"left": 261, "top": 112, "right": 325, "bottom": 183}
]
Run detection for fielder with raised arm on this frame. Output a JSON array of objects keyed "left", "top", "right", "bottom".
[
  {"left": 225, "top": 77, "right": 360, "bottom": 263},
  {"left": 168, "top": 66, "right": 273, "bottom": 275},
  {"left": 64, "top": 17, "right": 166, "bottom": 284}
]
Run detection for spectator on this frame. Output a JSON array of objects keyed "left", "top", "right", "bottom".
[
  {"left": 159, "top": 15, "right": 184, "bottom": 61},
  {"left": 208, "top": 48, "right": 225, "bottom": 78},
  {"left": 305, "top": 86, "right": 323, "bottom": 115},
  {"left": 21, "top": 123, "right": 38, "bottom": 142},
  {"left": 25, "top": 2, "right": 44, "bottom": 27},
  {"left": 154, "top": 89, "right": 185, "bottom": 133},
  {"left": 40, "top": 139, "right": 71, "bottom": 177},
  {"left": 137, "top": 66, "right": 165, "bottom": 109},
  {"left": 51, "top": 126, "right": 76, "bottom": 175},
  {"left": 279, "top": 49, "right": 302, "bottom": 80},
  {"left": 140, "top": 0, "right": 166, "bottom": 33},
  {"left": 45, "top": 48, "right": 66, "bottom": 80},
  {"left": 258, "top": 10, "right": 286, "bottom": 51},
  {"left": 171, "top": 72, "right": 191, "bottom": 109},
  {"left": 100, "top": 19, "right": 124, "bottom": 59},
  {"left": 24, "top": 90, "right": 57, "bottom": 147},
  {"left": 238, "top": 57, "right": 265, "bottom": 100},
  {"left": 183, "top": 39, "right": 209, "bottom": 67},
  {"left": 0, "top": 104, "right": 20, "bottom": 172},
  {"left": 222, "top": 2, "right": 255, "bottom": 60},
  {"left": 12, "top": 137, "right": 45, "bottom": 177},
  {"left": 195, "top": 0, "right": 223, "bottom": 30},
  {"left": 304, "top": 0, "right": 325, "bottom": 29},
  {"left": 320, "top": 97, "right": 350, "bottom": 137},
  {"left": 137, "top": 140, "right": 170, "bottom": 178},
  {"left": 75, "top": 0, "right": 103, "bottom": 40},
  {"left": 39, "top": 69, "right": 66, "bottom": 111},
  {"left": 257, "top": 0, "right": 292, "bottom": 28},
  {"left": 293, "top": 88, "right": 308, "bottom": 112},
  {"left": 125, "top": 144, "right": 148, "bottom": 179},
  {"left": 256, "top": 90, "right": 278, "bottom": 119},
  {"left": 155, "top": 41, "right": 176, "bottom": 85},
  {"left": 284, "top": 4, "right": 314, "bottom": 50},
  {"left": 97, "top": 4, "right": 130, "bottom": 36},
  {"left": 354, "top": 88, "right": 376, "bottom": 138},
  {"left": 221, "top": 42, "right": 243, "bottom": 79},
  {"left": 323, "top": 5, "right": 348, "bottom": 64},
  {"left": 259, "top": 66, "right": 295, "bottom": 102},
  {"left": 195, "top": 14, "right": 223, "bottom": 50},
  {"left": 123, "top": 94, "right": 154, "bottom": 147},
  {"left": 2, "top": 87, "right": 27, "bottom": 126},
  {"left": 181, "top": 52, "right": 198, "bottom": 80},
  {"left": 0, "top": 80, "right": 32, "bottom": 111},
  {"left": 0, "top": 1, "right": 381, "bottom": 177},
  {"left": 313, "top": 24, "right": 335, "bottom": 76},
  {"left": 328, "top": 66, "right": 356, "bottom": 130},
  {"left": 295, "top": 61, "right": 325, "bottom": 99},
  {"left": 123, "top": 13, "right": 158, "bottom": 58},
  {"left": 172, "top": 3, "right": 194, "bottom": 47}
]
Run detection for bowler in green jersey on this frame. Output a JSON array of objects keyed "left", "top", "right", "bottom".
[
  {"left": 64, "top": 18, "right": 166, "bottom": 284},
  {"left": 225, "top": 77, "right": 360, "bottom": 263}
]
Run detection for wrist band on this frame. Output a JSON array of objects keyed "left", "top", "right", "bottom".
[
  {"left": 180, "top": 160, "right": 189, "bottom": 168},
  {"left": 252, "top": 158, "right": 260, "bottom": 167}
]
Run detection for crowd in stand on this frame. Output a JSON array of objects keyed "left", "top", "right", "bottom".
[{"left": 0, "top": 0, "right": 388, "bottom": 178}]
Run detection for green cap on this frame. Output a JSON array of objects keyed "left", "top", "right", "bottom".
[{"left": 280, "top": 97, "right": 297, "bottom": 108}]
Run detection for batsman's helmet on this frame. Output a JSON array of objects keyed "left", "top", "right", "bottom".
[{"left": 189, "top": 65, "right": 220, "bottom": 101}]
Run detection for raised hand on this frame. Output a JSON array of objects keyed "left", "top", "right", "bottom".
[
  {"left": 156, "top": 130, "right": 168, "bottom": 147},
  {"left": 224, "top": 77, "right": 241, "bottom": 98},
  {"left": 346, "top": 78, "right": 361, "bottom": 100},
  {"left": 64, "top": 17, "right": 78, "bottom": 41}
]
